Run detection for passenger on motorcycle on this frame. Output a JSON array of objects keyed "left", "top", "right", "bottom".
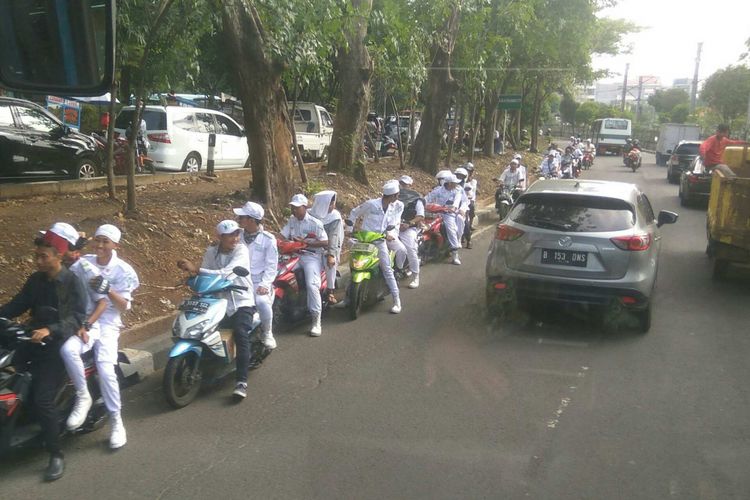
[
  {"left": 425, "top": 174, "right": 464, "bottom": 265},
  {"left": 459, "top": 163, "right": 478, "bottom": 248},
  {"left": 560, "top": 146, "right": 575, "bottom": 179},
  {"left": 309, "top": 191, "right": 344, "bottom": 304},
  {"left": 435, "top": 169, "right": 452, "bottom": 187},
  {"left": 512, "top": 154, "right": 527, "bottom": 190},
  {"left": 0, "top": 228, "right": 88, "bottom": 481},
  {"left": 39, "top": 222, "right": 87, "bottom": 268},
  {"left": 453, "top": 167, "right": 471, "bottom": 249},
  {"left": 540, "top": 152, "right": 559, "bottom": 178},
  {"left": 279, "top": 194, "right": 329, "bottom": 336},
  {"left": 177, "top": 220, "right": 257, "bottom": 399},
  {"left": 396, "top": 175, "right": 425, "bottom": 288},
  {"left": 499, "top": 159, "right": 523, "bottom": 187},
  {"left": 234, "top": 201, "right": 278, "bottom": 350},
  {"left": 346, "top": 180, "right": 406, "bottom": 313},
  {"left": 62, "top": 224, "right": 139, "bottom": 450}
]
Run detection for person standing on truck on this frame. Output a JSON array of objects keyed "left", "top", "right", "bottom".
[{"left": 699, "top": 124, "right": 747, "bottom": 168}]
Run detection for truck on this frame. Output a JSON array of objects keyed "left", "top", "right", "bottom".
[
  {"left": 655, "top": 123, "right": 701, "bottom": 166},
  {"left": 288, "top": 102, "right": 334, "bottom": 161}
]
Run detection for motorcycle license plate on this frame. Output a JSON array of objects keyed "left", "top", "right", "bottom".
[
  {"left": 541, "top": 249, "right": 588, "bottom": 267},
  {"left": 179, "top": 299, "right": 210, "bottom": 313},
  {"left": 351, "top": 243, "right": 377, "bottom": 253}
]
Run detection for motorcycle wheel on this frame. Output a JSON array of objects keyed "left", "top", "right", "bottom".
[
  {"left": 347, "top": 282, "right": 365, "bottom": 321},
  {"left": 163, "top": 352, "right": 202, "bottom": 409},
  {"left": 631, "top": 162, "right": 637, "bottom": 173}
]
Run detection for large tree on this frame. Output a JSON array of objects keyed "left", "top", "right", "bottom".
[{"left": 701, "top": 65, "right": 750, "bottom": 124}]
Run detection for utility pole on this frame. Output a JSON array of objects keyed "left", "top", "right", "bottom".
[
  {"left": 636, "top": 76, "right": 644, "bottom": 122},
  {"left": 746, "top": 91, "right": 750, "bottom": 141},
  {"left": 621, "top": 63, "right": 629, "bottom": 112},
  {"left": 690, "top": 42, "right": 703, "bottom": 113}
]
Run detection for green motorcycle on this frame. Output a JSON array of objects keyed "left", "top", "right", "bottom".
[{"left": 346, "top": 230, "right": 394, "bottom": 320}]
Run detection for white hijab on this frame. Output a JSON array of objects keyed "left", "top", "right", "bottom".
[{"left": 309, "top": 190, "right": 341, "bottom": 225}]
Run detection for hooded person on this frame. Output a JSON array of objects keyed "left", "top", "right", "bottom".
[{"left": 309, "top": 190, "right": 344, "bottom": 303}]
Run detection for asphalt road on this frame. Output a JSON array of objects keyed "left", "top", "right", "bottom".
[{"left": 2, "top": 153, "right": 750, "bottom": 499}]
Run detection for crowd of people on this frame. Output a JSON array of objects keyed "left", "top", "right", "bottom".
[{"left": 537, "top": 137, "right": 596, "bottom": 179}]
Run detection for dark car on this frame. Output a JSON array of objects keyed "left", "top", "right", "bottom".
[
  {"left": 679, "top": 156, "right": 712, "bottom": 207},
  {"left": 666, "top": 140, "right": 701, "bottom": 184},
  {"left": 0, "top": 97, "right": 101, "bottom": 182}
]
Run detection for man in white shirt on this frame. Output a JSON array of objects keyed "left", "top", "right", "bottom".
[
  {"left": 347, "top": 180, "right": 405, "bottom": 313},
  {"left": 397, "top": 175, "right": 425, "bottom": 289},
  {"left": 280, "top": 194, "right": 328, "bottom": 336},
  {"left": 234, "top": 201, "right": 278, "bottom": 350},
  {"left": 513, "top": 154, "right": 528, "bottom": 190},
  {"left": 499, "top": 159, "right": 522, "bottom": 187},
  {"left": 177, "top": 220, "right": 256, "bottom": 399},
  {"left": 458, "top": 162, "right": 478, "bottom": 247},
  {"left": 540, "top": 153, "right": 559, "bottom": 178},
  {"left": 425, "top": 174, "right": 464, "bottom": 265}
]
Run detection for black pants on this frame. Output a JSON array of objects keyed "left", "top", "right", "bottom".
[
  {"left": 463, "top": 202, "right": 475, "bottom": 244},
  {"left": 229, "top": 307, "right": 256, "bottom": 383}
]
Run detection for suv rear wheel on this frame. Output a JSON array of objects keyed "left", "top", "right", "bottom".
[{"left": 73, "top": 157, "right": 98, "bottom": 179}]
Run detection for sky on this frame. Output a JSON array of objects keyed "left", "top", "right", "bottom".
[{"left": 592, "top": 0, "right": 749, "bottom": 86}]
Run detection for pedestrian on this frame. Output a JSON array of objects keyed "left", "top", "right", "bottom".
[
  {"left": 494, "top": 129, "right": 501, "bottom": 154},
  {"left": 396, "top": 175, "right": 425, "bottom": 288},
  {"left": 279, "top": 194, "right": 328, "bottom": 336},
  {"left": 234, "top": 201, "right": 278, "bottom": 350},
  {"left": 62, "top": 224, "right": 139, "bottom": 450},
  {"left": 425, "top": 174, "right": 464, "bottom": 265},
  {"left": 699, "top": 124, "right": 747, "bottom": 168},
  {"left": 309, "top": 190, "right": 344, "bottom": 304},
  {"left": 177, "top": 220, "right": 256, "bottom": 399},
  {"left": 459, "top": 162, "right": 477, "bottom": 248}
]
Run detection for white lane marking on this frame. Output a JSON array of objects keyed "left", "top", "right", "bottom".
[
  {"left": 545, "top": 366, "right": 589, "bottom": 429},
  {"left": 536, "top": 338, "right": 590, "bottom": 348},
  {"left": 521, "top": 368, "right": 586, "bottom": 378}
]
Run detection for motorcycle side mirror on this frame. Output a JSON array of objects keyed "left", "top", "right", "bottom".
[
  {"left": 657, "top": 210, "right": 679, "bottom": 227},
  {"left": 345, "top": 219, "right": 354, "bottom": 227},
  {"left": 232, "top": 266, "right": 250, "bottom": 277}
]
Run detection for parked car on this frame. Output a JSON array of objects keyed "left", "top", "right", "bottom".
[
  {"left": 655, "top": 123, "right": 701, "bottom": 166},
  {"left": 0, "top": 97, "right": 102, "bottom": 181},
  {"left": 666, "top": 140, "right": 701, "bottom": 184},
  {"left": 485, "top": 179, "right": 678, "bottom": 333},
  {"left": 114, "top": 106, "right": 248, "bottom": 172},
  {"left": 289, "top": 102, "right": 333, "bottom": 161},
  {"left": 679, "top": 156, "right": 712, "bottom": 207}
]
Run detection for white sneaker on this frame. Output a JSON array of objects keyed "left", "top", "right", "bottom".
[
  {"left": 109, "top": 414, "right": 127, "bottom": 449},
  {"left": 451, "top": 252, "right": 462, "bottom": 265},
  {"left": 390, "top": 298, "right": 402, "bottom": 314},
  {"left": 310, "top": 314, "right": 322, "bottom": 337},
  {"left": 66, "top": 390, "right": 92, "bottom": 431},
  {"left": 408, "top": 276, "right": 420, "bottom": 289},
  {"left": 263, "top": 332, "right": 277, "bottom": 349}
]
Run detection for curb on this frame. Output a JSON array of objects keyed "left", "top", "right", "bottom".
[{"left": 122, "top": 202, "right": 499, "bottom": 379}]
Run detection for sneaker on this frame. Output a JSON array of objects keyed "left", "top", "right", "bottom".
[
  {"left": 232, "top": 382, "right": 248, "bottom": 399},
  {"left": 66, "top": 390, "right": 92, "bottom": 431},
  {"left": 263, "top": 333, "right": 277, "bottom": 350},
  {"left": 109, "top": 414, "right": 127, "bottom": 449},
  {"left": 310, "top": 314, "right": 322, "bottom": 337},
  {"left": 390, "top": 298, "right": 402, "bottom": 314},
  {"left": 405, "top": 270, "right": 413, "bottom": 277},
  {"left": 452, "top": 255, "right": 462, "bottom": 265},
  {"left": 408, "top": 276, "right": 420, "bottom": 289}
]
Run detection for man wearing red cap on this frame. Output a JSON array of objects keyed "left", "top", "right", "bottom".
[{"left": 0, "top": 225, "right": 88, "bottom": 481}]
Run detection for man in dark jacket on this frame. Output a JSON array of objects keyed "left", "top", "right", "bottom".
[{"left": 0, "top": 229, "right": 87, "bottom": 481}]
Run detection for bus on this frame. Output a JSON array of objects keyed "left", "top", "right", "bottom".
[{"left": 591, "top": 118, "right": 632, "bottom": 155}]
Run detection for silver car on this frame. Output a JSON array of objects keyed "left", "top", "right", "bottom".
[{"left": 485, "top": 179, "right": 678, "bottom": 332}]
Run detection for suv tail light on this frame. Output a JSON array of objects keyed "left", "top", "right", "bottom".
[
  {"left": 148, "top": 133, "right": 171, "bottom": 143},
  {"left": 495, "top": 224, "right": 524, "bottom": 241},
  {"left": 611, "top": 234, "right": 652, "bottom": 251}
]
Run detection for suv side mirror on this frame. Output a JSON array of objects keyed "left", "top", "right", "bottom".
[
  {"left": 0, "top": 1, "right": 115, "bottom": 95},
  {"left": 657, "top": 210, "right": 679, "bottom": 227}
]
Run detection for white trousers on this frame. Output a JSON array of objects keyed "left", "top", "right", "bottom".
[
  {"left": 456, "top": 214, "right": 465, "bottom": 244},
  {"left": 300, "top": 253, "right": 323, "bottom": 314},
  {"left": 397, "top": 227, "right": 420, "bottom": 275},
  {"left": 252, "top": 275, "right": 275, "bottom": 334},
  {"left": 442, "top": 213, "right": 461, "bottom": 251},
  {"left": 61, "top": 323, "right": 122, "bottom": 415},
  {"left": 322, "top": 255, "right": 338, "bottom": 290},
  {"left": 375, "top": 240, "right": 400, "bottom": 300}
]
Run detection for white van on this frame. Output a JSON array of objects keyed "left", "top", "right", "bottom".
[
  {"left": 591, "top": 117, "right": 632, "bottom": 155},
  {"left": 288, "top": 102, "right": 333, "bottom": 161},
  {"left": 114, "top": 106, "right": 249, "bottom": 171}
]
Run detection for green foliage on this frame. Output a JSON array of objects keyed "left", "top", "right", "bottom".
[
  {"left": 670, "top": 103, "right": 691, "bottom": 124},
  {"left": 701, "top": 65, "right": 750, "bottom": 124},
  {"left": 648, "top": 88, "right": 689, "bottom": 115},
  {"left": 304, "top": 179, "right": 327, "bottom": 195},
  {"left": 559, "top": 93, "right": 578, "bottom": 124}
]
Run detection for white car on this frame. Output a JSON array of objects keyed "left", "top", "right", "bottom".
[{"left": 114, "top": 106, "right": 249, "bottom": 172}]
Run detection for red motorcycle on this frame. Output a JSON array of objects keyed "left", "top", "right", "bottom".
[
  {"left": 113, "top": 136, "right": 154, "bottom": 175},
  {"left": 272, "top": 239, "right": 329, "bottom": 332},
  {"left": 626, "top": 147, "right": 642, "bottom": 172},
  {"left": 581, "top": 151, "right": 594, "bottom": 170},
  {"left": 419, "top": 204, "right": 453, "bottom": 263}
]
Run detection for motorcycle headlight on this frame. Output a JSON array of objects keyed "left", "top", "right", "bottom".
[
  {"left": 184, "top": 319, "right": 212, "bottom": 340},
  {"left": 352, "top": 258, "right": 369, "bottom": 269}
]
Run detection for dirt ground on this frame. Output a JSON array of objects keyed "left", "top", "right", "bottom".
[{"left": 0, "top": 151, "right": 540, "bottom": 342}]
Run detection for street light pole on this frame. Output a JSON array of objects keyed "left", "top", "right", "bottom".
[
  {"left": 690, "top": 42, "right": 703, "bottom": 113},
  {"left": 621, "top": 63, "right": 629, "bottom": 112}
]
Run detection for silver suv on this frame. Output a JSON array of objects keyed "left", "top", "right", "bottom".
[{"left": 485, "top": 179, "right": 678, "bottom": 332}]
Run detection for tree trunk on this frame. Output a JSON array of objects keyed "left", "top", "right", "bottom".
[
  {"left": 327, "top": 0, "right": 373, "bottom": 184},
  {"left": 409, "top": 3, "right": 461, "bottom": 175},
  {"left": 455, "top": 97, "right": 466, "bottom": 155},
  {"left": 105, "top": 80, "right": 117, "bottom": 200},
  {"left": 390, "top": 95, "right": 405, "bottom": 169},
  {"left": 221, "top": 0, "right": 296, "bottom": 213},
  {"left": 468, "top": 91, "right": 482, "bottom": 162},
  {"left": 444, "top": 97, "right": 458, "bottom": 168},
  {"left": 482, "top": 90, "right": 498, "bottom": 156},
  {"left": 529, "top": 74, "right": 542, "bottom": 153},
  {"left": 288, "top": 86, "right": 308, "bottom": 184}
]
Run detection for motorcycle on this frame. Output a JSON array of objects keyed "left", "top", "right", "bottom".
[
  {"left": 581, "top": 151, "right": 594, "bottom": 170},
  {"left": 272, "top": 240, "right": 330, "bottom": 332},
  {"left": 112, "top": 135, "right": 154, "bottom": 175},
  {"left": 0, "top": 311, "right": 130, "bottom": 455},
  {"left": 380, "top": 135, "right": 399, "bottom": 157},
  {"left": 625, "top": 147, "right": 642, "bottom": 172},
  {"left": 419, "top": 204, "right": 453, "bottom": 263},
  {"left": 344, "top": 229, "right": 394, "bottom": 320},
  {"left": 495, "top": 184, "right": 519, "bottom": 219},
  {"left": 163, "top": 267, "right": 262, "bottom": 409}
]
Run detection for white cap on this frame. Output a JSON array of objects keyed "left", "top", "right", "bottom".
[
  {"left": 513, "top": 153, "right": 522, "bottom": 160},
  {"left": 94, "top": 224, "right": 121, "bottom": 243},
  {"left": 399, "top": 175, "right": 414, "bottom": 185},
  {"left": 510, "top": 159, "right": 519, "bottom": 165},
  {"left": 382, "top": 180, "right": 400, "bottom": 196},
  {"left": 454, "top": 167, "right": 468, "bottom": 178},
  {"left": 48, "top": 222, "right": 80, "bottom": 245},
  {"left": 435, "top": 169, "right": 452, "bottom": 180},
  {"left": 233, "top": 201, "right": 264, "bottom": 220},
  {"left": 444, "top": 174, "right": 460, "bottom": 184},
  {"left": 289, "top": 194, "right": 309, "bottom": 207},
  {"left": 216, "top": 219, "right": 240, "bottom": 235}
]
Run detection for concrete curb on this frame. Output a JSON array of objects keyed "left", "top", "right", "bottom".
[{"left": 122, "top": 202, "right": 499, "bottom": 379}]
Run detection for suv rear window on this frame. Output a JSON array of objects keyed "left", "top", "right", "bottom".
[
  {"left": 675, "top": 143, "right": 700, "bottom": 155},
  {"left": 115, "top": 109, "right": 167, "bottom": 131},
  {"left": 510, "top": 194, "right": 635, "bottom": 232}
]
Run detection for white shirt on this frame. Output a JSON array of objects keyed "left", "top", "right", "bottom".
[
  {"left": 241, "top": 226, "right": 278, "bottom": 290},
  {"left": 500, "top": 167, "right": 521, "bottom": 187},
  {"left": 70, "top": 251, "right": 140, "bottom": 328},
  {"left": 348, "top": 198, "right": 404, "bottom": 239},
  {"left": 200, "top": 243, "right": 255, "bottom": 316},
  {"left": 465, "top": 178, "right": 478, "bottom": 202},
  {"left": 280, "top": 212, "right": 328, "bottom": 256},
  {"left": 425, "top": 185, "right": 463, "bottom": 211}
]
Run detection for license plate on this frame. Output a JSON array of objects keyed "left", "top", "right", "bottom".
[
  {"left": 541, "top": 249, "right": 588, "bottom": 267},
  {"left": 179, "top": 299, "right": 210, "bottom": 313},
  {"left": 351, "top": 243, "right": 376, "bottom": 253}
]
